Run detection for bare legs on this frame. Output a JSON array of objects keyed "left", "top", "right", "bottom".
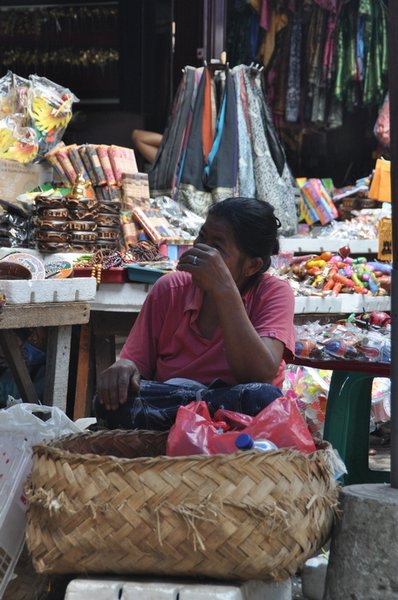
[{"left": 131, "top": 129, "right": 163, "bottom": 164}]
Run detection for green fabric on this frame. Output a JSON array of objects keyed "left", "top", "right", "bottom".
[{"left": 333, "top": 0, "right": 387, "bottom": 110}]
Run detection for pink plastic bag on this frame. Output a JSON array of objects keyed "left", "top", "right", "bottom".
[{"left": 166, "top": 396, "right": 316, "bottom": 457}]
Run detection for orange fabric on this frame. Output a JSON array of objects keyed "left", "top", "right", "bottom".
[{"left": 202, "top": 69, "right": 213, "bottom": 160}]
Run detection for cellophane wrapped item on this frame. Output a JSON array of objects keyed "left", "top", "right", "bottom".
[
  {"left": 0, "top": 114, "right": 38, "bottom": 163},
  {"left": 27, "top": 75, "right": 79, "bottom": 159},
  {"left": 0, "top": 72, "right": 78, "bottom": 164},
  {"left": 0, "top": 71, "right": 29, "bottom": 120},
  {"left": 283, "top": 364, "right": 331, "bottom": 441}
]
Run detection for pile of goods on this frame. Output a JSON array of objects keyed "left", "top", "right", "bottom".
[
  {"left": 300, "top": 207, "right": 387, "bottom": 240},
  {"left": 276, "top": 246, "right": 391, "bottom": 297},
  {"left": 294, "top": 312, "right": 391, "bottom": 363},
  {"left": 45, "top": 141, "right": 136, "bottom": 197},
  {"left": 72, "top": 243, "right": 171, "bottom": 285}
]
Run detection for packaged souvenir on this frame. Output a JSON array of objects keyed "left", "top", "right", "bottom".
[
  {"left": 0, "top": 115, "right": 38, "bottom": 163},
  {"left": 27, "top": 75, "right": 78, "bottom": 158},
  {"left": 0, "top": 71, "right": 29, "bottom": 119}
]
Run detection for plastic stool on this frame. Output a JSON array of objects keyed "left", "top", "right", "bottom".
[{"left": 323, "top": 369, "right": 390, "bottom": 485}]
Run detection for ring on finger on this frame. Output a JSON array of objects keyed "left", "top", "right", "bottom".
[{"left": 192, "top": 255, "right": 198, "bottom": 265}]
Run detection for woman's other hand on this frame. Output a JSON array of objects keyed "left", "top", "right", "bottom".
[{"left": 97, "top": 359, "right": 140, "bottom": 411}]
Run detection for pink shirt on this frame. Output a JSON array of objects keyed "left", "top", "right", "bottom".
[{"left": 120, "top": 271, "right": 295, "bottom": 389}]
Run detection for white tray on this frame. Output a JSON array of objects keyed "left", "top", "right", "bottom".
[
  {"left": 294, "top": 294, "right": 391, "bottom": 314},
  {"left": 0, "top": 277, "right": 97, "bottom": 304}
]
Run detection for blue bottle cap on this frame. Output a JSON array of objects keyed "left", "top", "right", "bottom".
[{"left": 235, "top": 433, "right": 254, "bottom": 450}]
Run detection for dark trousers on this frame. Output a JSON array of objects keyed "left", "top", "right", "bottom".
[{"left": 95, "top": 379, "right": 282, "bottom": 430}]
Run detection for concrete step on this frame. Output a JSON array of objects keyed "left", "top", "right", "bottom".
[{"left": 64, "top": 577, "right": 292, "bottom": 600}]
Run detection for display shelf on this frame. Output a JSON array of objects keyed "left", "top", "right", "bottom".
[
  {"left": 88, "top": 283, "right": 392, "bottom": 314},
  {"left": 279, "top": 238, "right": 378, "bottom": 254},
  {"left": 294, "top": 294, "right": 390, "bottom": 314}
]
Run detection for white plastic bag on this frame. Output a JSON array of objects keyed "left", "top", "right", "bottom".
[{"left": 0, "top": 404, "right": 81, "bottom": 599}]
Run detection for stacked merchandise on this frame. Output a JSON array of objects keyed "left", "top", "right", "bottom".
[
  {"left": 44, "top": 142, "right": 138, "bottom": 251},
  {"left": 66, "top": 176, "right": 99, "bottom": 253},
  {"left": 34, "top": 177, "right": 99, "bottom": 253},
  {"left": 35, "top": 190, "right": 71, "bottom": 252},
  {"left": 45, "top": 142, "right": 137, "bottom": 205},
  {"left": 120, "top": 173, "right": 179, "bottom": 249},
  {"left": 34, "top": 176, "right": 123, "bottom": 254}
]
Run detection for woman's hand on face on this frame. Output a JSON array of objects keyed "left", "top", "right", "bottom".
[
  {"left": 177, "top": 243, "right": 234, "bottom": 293},
  {"left": 97, "top": 359, "right": 140, "bottom": 411}
]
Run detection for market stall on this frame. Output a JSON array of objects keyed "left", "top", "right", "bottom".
[{"left": 0, "top": 3, "right": 394, "bottom": 598}]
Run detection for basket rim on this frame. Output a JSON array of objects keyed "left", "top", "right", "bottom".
[{"left": 32, "top": 440, "right": 333, "bottom": 468}]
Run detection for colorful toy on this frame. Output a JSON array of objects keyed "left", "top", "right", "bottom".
[{"left": 286, "top": 244, "right": 392, "bottom": 297}]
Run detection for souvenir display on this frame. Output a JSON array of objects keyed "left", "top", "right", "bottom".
[{"left": 275, "top": 245, "right": 391, "bottom": 297}]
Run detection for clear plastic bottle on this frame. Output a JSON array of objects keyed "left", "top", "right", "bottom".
[{"left": 235, "top": 433, "right": 278, "bottom": 452}]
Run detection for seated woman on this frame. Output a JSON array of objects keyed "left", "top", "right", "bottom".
[{"left": 96, "top": 197, "right": 295, "bottom": 430}]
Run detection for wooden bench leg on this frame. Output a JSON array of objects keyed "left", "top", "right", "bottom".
[
  {"left": 73, "top": 323, "right": 93, "bottom": 420},
  {"left": 44, "top": 325, "right": 72, "bottom": 411}
]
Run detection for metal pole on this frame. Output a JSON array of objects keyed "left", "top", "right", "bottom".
[
  {"left": 203, "top": 0, "right": 227, "bottom": 62},
  {"left": 388, "top": 1, "right": 398, "bottom": 488}
]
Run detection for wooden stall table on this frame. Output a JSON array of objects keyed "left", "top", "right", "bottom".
[{"left": 0, "top": 301, "right": 90, "bottom": 411}]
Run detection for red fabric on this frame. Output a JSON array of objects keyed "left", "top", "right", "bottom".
[
  {"left": 202, "top": 69, "right": 213, "bottom": 160},
  {"left": 166, "top": 398, "right": 316, "bottom": 456},
  {"left": 120, "top": 271, "right": 295, "bottom": 388}
]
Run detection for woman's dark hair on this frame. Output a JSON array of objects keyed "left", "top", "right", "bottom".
[{"left": 208, "top": 197, "right": 281, "bottom": 273}]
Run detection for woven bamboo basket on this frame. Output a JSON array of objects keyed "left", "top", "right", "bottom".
[{"left": 25, "top": 429, "right": 340, "bottom": 582}]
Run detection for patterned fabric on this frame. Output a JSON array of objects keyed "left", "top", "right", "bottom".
[
  {"left": 313, "top": 0, "right": 339, "bottom": 12},
  {"left": 285, "top": 11, "right": 302, "bottom": 123},
  {"left": 243, "top": 68, "right": 297, "bottom": 236},
  {"left": 149, "top": 66, "right": 196, "bottom": 198},
  {"left": 232, "top": 65, "right": 256, "bottom": 197}
]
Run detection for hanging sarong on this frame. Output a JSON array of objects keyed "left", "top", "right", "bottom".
[
  {"left": 176, "top": 66, "right": 238, "bottom": 216},
  {"left": 149, "top": 66, "right": 197, "bottom": 198},
  {"left": 243, "top": 67, "right": 297, "bottom": 236},
  {"left": 232, "top": 65, "right": 255, "bottom": 198}
]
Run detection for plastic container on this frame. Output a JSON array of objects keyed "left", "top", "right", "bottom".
[
  {"left": 73, "top": 267, "right": 128, "bottom": 283},
  {"left": 235, "top": 433, "right": 278, "bottom": 452},
  {"left": 0, "top": 277, "right": 97, "bottom": 303},
  {"left": 125, "top": 264, "right": 165, "bottom": 284}
]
